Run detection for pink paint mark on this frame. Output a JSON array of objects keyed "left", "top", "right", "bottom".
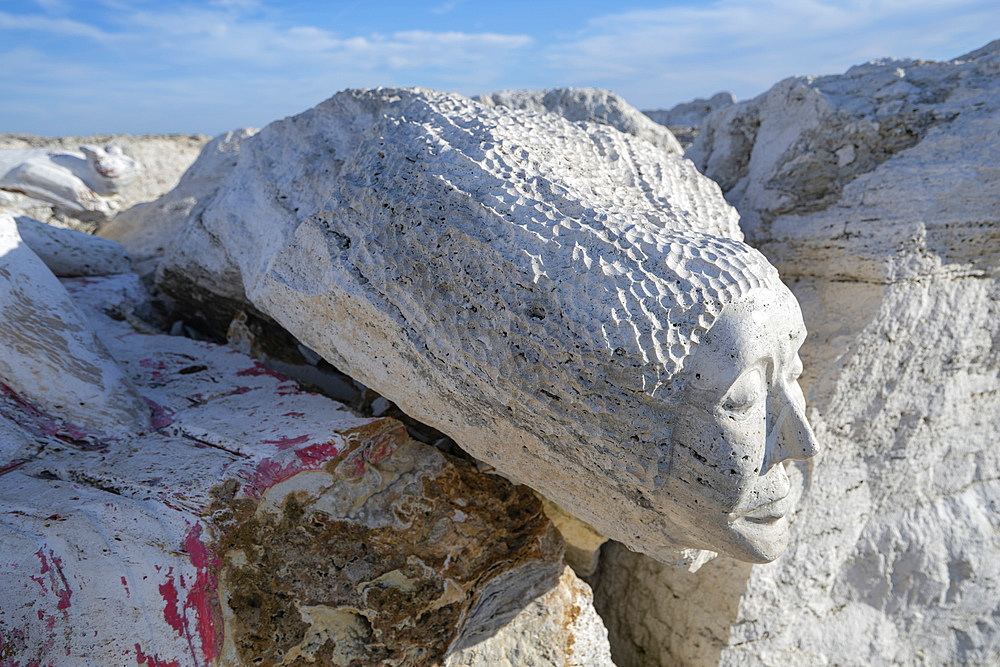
[
  {"left": 1, "top": 383, "right": 100, "bottom": 444},
  {"left": 29, "top": 574, "right": 48, "bottom": 593},
  {"left": 158, "top": 568, "right": 184, "bottom": 634},
  {"left": 0, "top": 458, "right": 28, "bottom": 476},
  {"left": 243, "top": 457, "right": 295, "bottom": 498},
  {"left": 134, "top": 643, "right": 180, "bottom": 667},
  {"left": 34, "top": 548, "right": 72, "bottom": 617},
  {"left": 262, "top": 434, "right": 309, "bottom": 450},
  {"left": 121, "top": 576, "right": 131, "bottom": 598},
  {"left": 138, "top": 358, "right": 169, "bottom": 383},
  {"left": 341, "top": 431, "right": 399, "bottom": 479},
  {"left": 294, "top": 441, "right": 341, "bottom": 467},
  {"left": 235, "top": 360, "right": 288, "bottom": 380},
  {"left": 144, "top": 398, "right": 174, "bottom": 430},
  {"left": 182, "top": 523, "right": 221, "bottom": 665}
]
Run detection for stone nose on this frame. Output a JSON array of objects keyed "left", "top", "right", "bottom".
[{"left": 763, "top": 381, "right": 819, "bottom": 472}]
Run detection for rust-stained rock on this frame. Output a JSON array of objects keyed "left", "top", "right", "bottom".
[
  {"left": 0, "top": 270, "right": 564, "bottom": 666},
  {"left": 445, "top": 565, "right": 614, "bottom": 667}
]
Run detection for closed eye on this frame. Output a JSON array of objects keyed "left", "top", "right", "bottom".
[{"left": 720, "top": 366, "right": 764, "bottom": 419}]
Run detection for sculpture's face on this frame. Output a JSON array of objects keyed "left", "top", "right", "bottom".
[{"left": 659, "top": 286, "right": 818, "bottom": 563}]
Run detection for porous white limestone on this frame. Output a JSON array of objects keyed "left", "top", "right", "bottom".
[
  {"left": 598, "top": 39, "right": 1000, "bottom": 665},
  {"left": 445, "top": 566, "right": 614, "bottom": 667},
  {"left": 100, "top": 129, "right": 257, "bottom": 276},
  {"left": 644, "top": 92, "right": 736, "bottom": 149},
  {"left": 14, "top": 214, "right": 131, "bottom": 276},
  {"left": 478, "top": 86, "right": 683, "bottom": 154},
  {"left": 0, "top": 213, "right": 148, "bottom": 435},
  {"left": 159, "top": 87, "right": 816, "bottom": 565}
]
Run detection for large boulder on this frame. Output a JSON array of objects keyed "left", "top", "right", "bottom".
[
  {"left": 477, "top": 87, "right": 683, "bottom": 154},
  {"left": 446, "top": 565, "right": 614, "bottom": 667},
  {"left": 158, "top": 87, "right": 818, "bottom": 566},
  {"left": 0, "top": 265, "right": 571, "bottom": 665},
  {"left": 0, "top": 213, "right": 147, "bottom": 435},
  {"left": 644, "top": 92, "right": 736, "bottom": 149},
  {"left": 596, "top": 39, "right": 1000, "bottom": 665},
  {"left": 100, "top": 129, "right": 257, "bottom": 277}
]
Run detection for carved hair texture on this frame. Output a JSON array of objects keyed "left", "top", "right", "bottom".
[
  {"left": 327, "top": 89, "right": 782, "bottom": 411},
  {"left": 185, "top": 87, "right": 804, "bottom": 559}
]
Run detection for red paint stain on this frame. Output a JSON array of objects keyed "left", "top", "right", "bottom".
[
  {"left": 138, "top": 358, "right": 169, "bottom": 383},
  {"left": 145, "top": 398, "right": 174, "bottom": 430},
  {"left": 158, "top": 568, "right": 184, "bottom": 634},
  {"left": 0, "top": 458, "right": 28, "bottom": 476},
  {"left": 1, "top": 383, "right": 96, "bottom": 443},
  {"left": 261, "top": 434, "right": 309, "bottom": 450},
  {"left": 235, "top": 361, "right": 287, "bottom": 380},
  {"left": 294, "top": 441, "right": 341, "bottom": 467},
  {"left": 342, "top": 431, "right": 399, "bottom": 479},
  {"left": 243, "top": 438, "right": 343, "bottom": 498},
  {"left": 282, "top": 411, "right": 306, "bottom": 417},
  {"left": 121, "top": 576, "right": 131, "bottom": 598},
  {"left": 34, "top": 548, "right": 72, "bottom": 615},
  {"left": 182, "top": 523, "right": 221, "bottom": 665},
  {"left": 134, "top": 643, "right": 180, "bottom": 667}
]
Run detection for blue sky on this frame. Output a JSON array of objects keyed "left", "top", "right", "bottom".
[{"left": 1, "top": 0, "right": 998, "bottom": 136}]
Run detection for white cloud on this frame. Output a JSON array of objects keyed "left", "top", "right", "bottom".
[
  {"left": 0, "top": 10, "right": 109, "bottom": 40},
  {"left": 0, "top": 3, "right": 535, "bottom": 134},
  {"left": 544, "top": 0, "right": 1000, "bottom": 108},
  {"left": 3, "top": 0, "right": 998, "bottom": 134}
]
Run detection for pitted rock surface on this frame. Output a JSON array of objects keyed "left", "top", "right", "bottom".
[
  {"left": 477, "top": 86, "right": 683, "bottom": 154},
  {"left": 159, "top": 87, "right": 798, "bottom": 563}
]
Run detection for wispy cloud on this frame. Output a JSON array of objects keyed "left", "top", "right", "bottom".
[
  {"left": 1, "top": 0, "right": 998, "bottom": 134},
  {"left": 0, "top": 2, "right": 535, "bottom": 133},
  {"left": 431, "top": 0, "right": 465, "bottom": 15},
  {"left": 0, "top": 10, "right": 109, "bottom": 40},
  {"left": 544, "top": 0, "right": 1000, "bottom": 108}
]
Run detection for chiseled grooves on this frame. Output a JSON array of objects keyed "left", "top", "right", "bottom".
[{"left": 196, "top": 87, "right": 788, "bottom": 559}]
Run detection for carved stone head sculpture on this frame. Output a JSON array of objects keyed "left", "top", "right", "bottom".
[{"left": 164, "top": 87, "right": 818, "bottom": 564}]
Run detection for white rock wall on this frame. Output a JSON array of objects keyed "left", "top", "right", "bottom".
[{"left": 596, "top": 39, "right": 1000, "bottom": 666}]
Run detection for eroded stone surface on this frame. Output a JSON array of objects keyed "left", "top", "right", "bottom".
[
  {"left": 14, "top": 214, "right": 131, "bottom": 276},
  {"left": 598, "top": 39, "right": 1000, "bottom": 665},
  {"left": 100, "top": 129, "right": 257, "bottom": 277},
  {"left": 644, "top": 92, "right": 736, "bottom": 149},
  {"left": 158, "top": 87, "right": 816, "bottom": 564},
  {"left": 478, "top": 87, "right": 683, "bottom": 154},
  {"left": 0, "top": 269, "right": 566, "bottom": 666},
  {"left": 0, "top": 213, "right": 148, "bottom": 435},
  {"left": 445, "top": 566, "right": 614, "bottom": 667}
]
